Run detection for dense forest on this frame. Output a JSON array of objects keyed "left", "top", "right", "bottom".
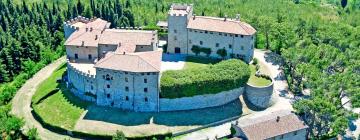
[{"left": 0, "top": 0, "right": 359, "bottom": 139}]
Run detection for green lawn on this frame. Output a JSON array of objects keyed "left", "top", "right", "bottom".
[
  {"left": 32, "top": 64, "right": 90, "bottom": 130},
  {"left": 32, "top": 64, "right": 66, "bottom": 104},
  {"left": 248, "top": 65, "right": 272, "bottom": 87},
  {"left": 183, "top": 56, "right": 220, "bottom": 70}
]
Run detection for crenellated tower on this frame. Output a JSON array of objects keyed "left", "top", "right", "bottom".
[{"left": 167, "top": 4, "right": 193, "bottom": 54}]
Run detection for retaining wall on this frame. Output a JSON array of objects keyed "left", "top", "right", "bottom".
[
  {"left": 159, "top": 87, "right": 244, "bottom": 111},
  {"left": 243, "top": 82, "right": 274, "bottom": 108}
]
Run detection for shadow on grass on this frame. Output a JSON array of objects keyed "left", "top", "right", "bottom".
[
  {"left": 83, "top": 99, "right": 243, "bottom": 126},
  {"left": 185, "top": 56, "right": 221, "bottom": 65}
]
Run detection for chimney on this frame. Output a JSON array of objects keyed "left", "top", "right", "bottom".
[
  {"left": 236, "top": 14, "right": 241, "bottom": 21},
  {"left": 123, "top": 52, "right": 126, "bottom": 55},
  {"left": 95, "top": 35, "right": 98, "bottom": 40},
  {"left": 81, "top": 41, "right": 84, "bottom": 46},
  {"left": 90, "top": 27, "right": 93, "bottom": 32},
  {"left": 224, "top": 15, "right": 228, "bottom": 21},
  {"left": 276, "top": 116, "right": 280, "bottom": 122},
  {"left": 76, "top": 27, "right": 80, "bottom": 31},
  {"left": 86, "top": 27, "right": 89, "bottom": 32},
  {"left": 193, "top": 14, "right": 196, "bottom": 20}
]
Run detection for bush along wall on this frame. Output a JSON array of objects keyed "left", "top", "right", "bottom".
[{"left": 160, "top": 59, "right": 250, "bottom": 98}]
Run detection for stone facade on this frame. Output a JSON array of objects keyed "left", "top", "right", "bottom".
[
  {"left": 95, "top": 68, "right": 160, "bottom": 112},
  {"left": 64, "top": 17, "right": 161, "bottom": 112},
  {"left": 167, "top": 4, "right": 256, "bottom": 62},
  {"left": 159, "top": 87, "right": 243, "bottom": 111}
]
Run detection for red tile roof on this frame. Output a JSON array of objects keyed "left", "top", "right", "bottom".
[
  {"left": 237, "top": 110, "right": 308, "bottom": 140},
  {"left": 187, "top": 16, "right": 256, "bottom": 35},
  {"left": 94, "top": 50, "right": 162, "bottom": 72}
]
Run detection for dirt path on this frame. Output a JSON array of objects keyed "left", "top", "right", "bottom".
[{"left": 10, "top": 57, "right": 78, "bottom": 140}]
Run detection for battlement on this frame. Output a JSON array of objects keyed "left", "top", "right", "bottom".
[
  {"left": 169, "top": 3, "right": 193, "bottom": 16},
  {"left": 67, "top": 60, "right": 96, "bottom": 79},
  {"left": 63, "top": 16, "right": 105, "bottom": 32}
]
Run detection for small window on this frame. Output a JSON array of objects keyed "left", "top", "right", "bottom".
[
  {"left": 280, "top": 135, "right": 284, "bottom": 139},
  {"left": 107, "top": 94, "right": 110, "bottom": 98},
  {"left": 91, "top": 85, "right": 93, "bottom": 90},
  {"left": 144, "top": 79, "right": 147, "bottom": 83},
  {"left": 147, "top": 73, "right": 150, "bottom": 75},
  {"left": 174, "top": 36, "right": 177, "bottom": 41},
  {"left": 125, "top": 77, "right": 128, "bottom": 82},
  {"left": 210, "top": 32, "right": 213, "bottom": 34},
  {"left": 125, "top": 86, "right": 129, "bottom": 91},
  {"left": 88, "top": 54, "right": 92, "bottom": 60},
  {"left": 144, "top": 88, "right": 148, "bottom": 93},
  {"left": 141, "top": 73, "right": 145, "bottom": 75},
  {"left": 241, "top": 35, "right": 244, "bottom": 38},
  {"left": 125, "top": 72, "right": 128, "bottom": 74},
  {"left": 293, "top": 131, "right": 298, "bottom": 136},
  {"left": 125, "top": 96, "right": 129, "bottom": 101},
  {"left": 241, "top": 46, "right": 244, "bottom": 50},
  {"left": 230, "top": 34, "right": 233, "bottom": 37},
  {"left": 75, "top": 54, "right": 78, "bottom": 59},
  {"left": 106, "top": 74, "right": 110, "bottom": 80},
  {"left": 174, "top": 29, "right": 177, "bottom": 33},
  {"left": 205, "top": 31, "right": 208, "bottom": 34},
  {"left": 107, "top": 84, "right": 110, "bottom": 88},
  {"left": 194, "top": 30, "right": 198, "bottom": 33},
  {"left": 200, "top": 41, "right": 203, "bottom": 45},
  {"left": 152, "top": 72, "right": 157, "bottom": 75},
  {"left": 229, "top": 44, "right": 232, "bottom": 48},
  {"left": 189, "top": 29, "right": 192, "bottom": 32},
  {"left": 235, "top": 34, "right": 239, "bottom": 37},
  {"left": 224, "top": 33, "right": 227, "bottom": 36},
  {"left": 219, "top": 33, "right": 222, "bottom": 35},
  {"left": 216, "top": 43, "right": 219, "bottom": 47},
  {"left": 145, "top": 97, "right": 148, "bottom": 102}
]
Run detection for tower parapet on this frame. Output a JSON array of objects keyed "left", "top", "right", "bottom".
[{"left": 63, "top": 16, "right": 100, "bottom": 39}]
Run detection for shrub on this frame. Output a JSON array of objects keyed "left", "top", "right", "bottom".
[
  {"left": 191, "top": 45, "right": 201, "bottom": 56},
  {"left": 252, "top": 58, "right": 258, "bottom": 65},
  {"left": 160, "top": 59, "right": 250, "bottom": 98},
  {"left": 216, "top": 48, "right": 227, "bottom": 59}
]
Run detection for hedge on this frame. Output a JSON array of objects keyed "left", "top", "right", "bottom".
[{"left": 160, "top": 59, "right": 250, "bottom": 98}]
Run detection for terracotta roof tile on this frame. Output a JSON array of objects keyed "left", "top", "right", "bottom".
[
  {"left": 99, "top": 29, "right": 157, "bottom": 45},
  {"left": 187, "top": 16, "right": 256, "bottom": 35},
  {"left": 94, "top": 50, "right": 162, "bottom": 72},
  {"left": 237, "top": 110, "right": 308, "bottom": 140}
]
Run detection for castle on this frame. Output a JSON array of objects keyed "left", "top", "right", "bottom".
[
  {"left": 64, "top": 4, "right": 256, "bottom": 112},
  {"left": 167, "top": 4, "right": 256, "bottom": 62}
]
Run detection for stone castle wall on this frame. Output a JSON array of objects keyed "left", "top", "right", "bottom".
[
  {"left": 67, "top": 62, "right": 97, "bottom": 102},
  {"left": 187, "top": 29, "right": 254, "bottom": 62},
  {"left": 243, "top": 82, "right": 274, "bottom": 108},
  {"left": 159, "top": 87, "right": 244, "bottom": 111},
  {"left": 95, "top": 68, "right": 160, "bottom": 112}
]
